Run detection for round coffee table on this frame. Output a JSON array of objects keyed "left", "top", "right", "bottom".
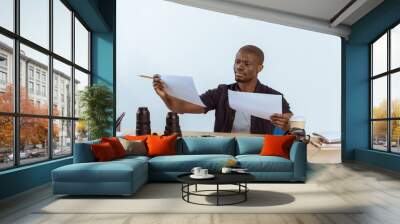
[{"left": 177, "top": 173, "right": 255, "bottom": 206}]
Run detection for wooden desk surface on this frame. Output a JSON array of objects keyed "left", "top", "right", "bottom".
[{"left": 181, "top": 131, "right": 264, "bottom": 137}]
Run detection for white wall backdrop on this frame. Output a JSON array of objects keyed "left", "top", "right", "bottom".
[{"left": 117, "top": 0, "right": 341, "bottom": 134}]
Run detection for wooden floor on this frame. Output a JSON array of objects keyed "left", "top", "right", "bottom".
[
  {"left": 307, "top": 144, "right": 341, "bottom": 164},
  {"left": 1, "top": 154, "right": 400, "bottom": 223}
]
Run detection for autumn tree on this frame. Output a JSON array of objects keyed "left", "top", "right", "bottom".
[
  {"left": 0, "top": 84, "right": 60, "bottom": 152},
  {"left": 0, "top": 85, "right": 14, "bottom": 150},
  {"left": 391, "top": 99, "right": 400, "bottom": 143},
  {"left": 372, "top": 99, "right": 400, "bottom": 143}
]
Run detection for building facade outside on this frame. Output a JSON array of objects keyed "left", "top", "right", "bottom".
[{"left": 0, "top": 40, "right": 84, "bottom": 168}]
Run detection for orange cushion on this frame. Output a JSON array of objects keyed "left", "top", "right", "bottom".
[
  {"left": 124, "top": 135, "right": 148, "bottom": 141},
  {"left": 101, "top": 137, "right": 127, "bottom": 158},
  {"left": 91, "top": 142, "right": 117, "bottom": 161},
  {"left": 259, "top": 135, "right": 296, "bottom": 159},
  {"left": 146, "top": 135, "right": 177, "bottom": 157}
]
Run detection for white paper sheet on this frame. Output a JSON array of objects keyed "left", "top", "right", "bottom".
[
  {"left": 161, "top": 75, "right": 206, "bottom": 107},
  {"left": 228, "top": 90, "right": 282, "bottom": 120}
]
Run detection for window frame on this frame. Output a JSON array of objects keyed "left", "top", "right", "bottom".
[
  {"left": 370, "top": 21, "right": 400, "bottom": 154},
  {"left": 0, "top": 0, "right": 92, "bottom": 171}
]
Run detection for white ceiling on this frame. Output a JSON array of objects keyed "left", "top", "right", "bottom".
[
  {"left": 227, "top": 0, "right": 352, "bottom": 22},
  {"left": 166, "top": 0, "right": 384, "bottom": 38}
]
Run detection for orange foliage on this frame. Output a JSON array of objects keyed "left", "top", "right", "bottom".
[
  {"left": 373, "top": 99, "right": 400, "bottom": 140},
  {"left": 0, "top": 84, "right": 60, "bottom": 150}
]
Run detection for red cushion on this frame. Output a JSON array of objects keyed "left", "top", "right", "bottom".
[
  {"left": 91, "top": 142, "right": 117, "bottom": 161},
  {"left": 146, "top": 135, "right": 177, "bottom": 157},
  {"left": 124, "top": 135, "right": 148, "bottom": 141},
  {"left": 259, "top": 135, "right": 296, "bottom": 159},
  {"left": 101, "top": 137, "right": 127, "bottom": 158}
]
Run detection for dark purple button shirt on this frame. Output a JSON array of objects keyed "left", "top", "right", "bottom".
[{"left": 200, "top": 80, "right": 292, "bottom": 134}]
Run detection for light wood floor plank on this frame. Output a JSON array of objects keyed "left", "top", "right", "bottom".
[{"left": 1, "top": 161, "right": 400, "bottom": 224}]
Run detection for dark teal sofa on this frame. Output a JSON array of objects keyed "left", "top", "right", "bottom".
[{"left": 52, "top": 136, "right": 307, "bottom": 196}]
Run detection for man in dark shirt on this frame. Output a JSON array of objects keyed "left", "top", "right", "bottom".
[{"left": 152, "top": 45, "right": 292, "bottom": 134}]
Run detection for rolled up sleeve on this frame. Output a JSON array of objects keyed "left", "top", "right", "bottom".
[
  {"left": 282, "top": 96, "right": 292, "bottom": 114},
  {"left": 200, "top": 87, "right": 220, "bottom": 114}
]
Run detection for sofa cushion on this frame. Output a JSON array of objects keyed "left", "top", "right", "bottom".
[
  {"left": 147, "top": 135, "right": 178, "bottom": 157},
  {"left": 149, "top": 154, "right": 235, "bottom": 172},
  {"left": 91, "top": 142, "right": 118, "bottom": 161},
  {"left": 53, "top": 158, "right": 147, "bottom": 183},
  {"left": 119, "top": 138, "right": 147, "bottom": 156},
  {"left": 180, "top": 137, "right": 235, "bottom": 155},
  {"left": 235, "top": 137, "right": 264, "bottom": 155},
  {"left": 101, "top": 137, "right": 127, "bottom": 158},
  {"left": 260, "top": 135, "right": 296, "bottom": 159},
  {"left": 124, "top": 135, "right": 148, "bottom": 141},
  {"left": 236, "top": 155, "right": 293, "bottom": 172}
]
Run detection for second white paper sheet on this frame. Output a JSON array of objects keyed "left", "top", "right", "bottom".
[
  {"left": 161, "top": 75, "right": 206, "bottom": 107},
  {"left": 228, "top": 90, "right": 282, "bottom": 120}
]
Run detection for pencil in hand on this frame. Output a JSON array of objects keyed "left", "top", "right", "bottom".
[{"left": 137, "top": 74, "right": 154, "bottom": 79}]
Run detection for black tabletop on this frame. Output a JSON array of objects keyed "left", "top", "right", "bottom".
[{"left": 177, "top": 172, "right": 255, "bottom": 185}]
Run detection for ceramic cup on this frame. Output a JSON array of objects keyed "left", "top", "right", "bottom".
[
  {"left": 191, "top": 167, "right": 202, "bottom": 176},
  {"left": 221, "top": 167, "right": 232, "bottom": 174},
  {"left": 200, "top": 169, "right": 208, "bottom": 176},
  {"left": 290, "top": 116, "right": 306, "bottom": 129}
]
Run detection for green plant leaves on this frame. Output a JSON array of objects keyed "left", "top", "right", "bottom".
[{"left": 79, "top": 84, "right": 113, "bottom": 140}]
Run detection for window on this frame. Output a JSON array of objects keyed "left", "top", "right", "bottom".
[
  {"left": 74, "top": 69, "right": 89, "bottom": 142},
  {"left": 0, "top": 0, "right": 14, "bottom": 32},
  {"left": 53, "top": 59, "right": 71, "bottom": 117},
  {"left": 35, "top": 70, "right": 41, "bottom": 81},
  {"left": 0, "top": 116, "right": 13, "bottom": 170},
  {"left": 36, "top": 83, "right": 40, "bottom": 95},
  {"left": 0, "top": 53, "right": 8, "bottom": 91},
  {"left": 54, "top": 90, "right": 58, "bottom": 105},
  {"left": 75, "top": 18, "right": 89, "bottom": 69},
  {"left": 28, "top": 81, "right": 34, "bottom": 94},
  {"left": 0, "top": 54, "right": 7, "bottom": 87},
  {"left": 370, "top": 23, "right": 400, "bottom": 153},
  {"left": 0, "top": 0, "right": 91, "bottom": 170},
  {"left": 74, "top": 69, "right": 89, "bottom": 118},
  {"left": 0, "top": 55, "right": 7, "bottom": 67},
  {"left": 391, "top": 23, "right": 400, "bottom": 69},
  {"left": 53, "top": 0, "right": 72, "bottom": 60},
  {"left": 20, "top": 0, "right": 49, "bottom": 49},
  {"left": 20, "top": 117, "right": 49, "bottom": 165},
  {"left": 53, "top": 119, "right": 72, "bottom": 158},
  {"left": 29, "top": 67, "right": 34, "bottom": 80},
  {"left": 42, "top": 85, "right": 46, "bottom": 97},
  {"left": 0, "top": 71, "right": 6, "bottom": 85},
  {"left": 0, "top": 35, "right": 13, "bottom": 113}
]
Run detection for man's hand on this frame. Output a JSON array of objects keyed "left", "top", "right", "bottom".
[
  {"left": 270, "top": 113, "right": 292, "bottom": 131},
  {"left": 152, "top": 74, "right": 205, "bottom": 114},
  {"left": 152, "top": 74, "right": 168, "bottom": 99}
]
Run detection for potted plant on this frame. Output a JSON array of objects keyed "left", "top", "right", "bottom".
[{"left": 79, "top": 84, "right": 113, "bottom": 140}]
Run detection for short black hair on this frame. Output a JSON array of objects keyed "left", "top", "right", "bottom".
[{"left": 238, "top": 45, "right": 264, "bottom": 64}]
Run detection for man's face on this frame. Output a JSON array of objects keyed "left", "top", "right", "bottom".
[{"left": 234, "top": 50, "right": 263, "bottom": 83}]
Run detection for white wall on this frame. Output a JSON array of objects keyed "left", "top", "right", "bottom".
[{"left": 116, "top": 0, "right": 341, "bottom": 134}]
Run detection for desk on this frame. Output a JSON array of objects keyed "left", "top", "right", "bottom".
[{"left": 181, "top": 131, "right": 264, "bottom": 137}]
